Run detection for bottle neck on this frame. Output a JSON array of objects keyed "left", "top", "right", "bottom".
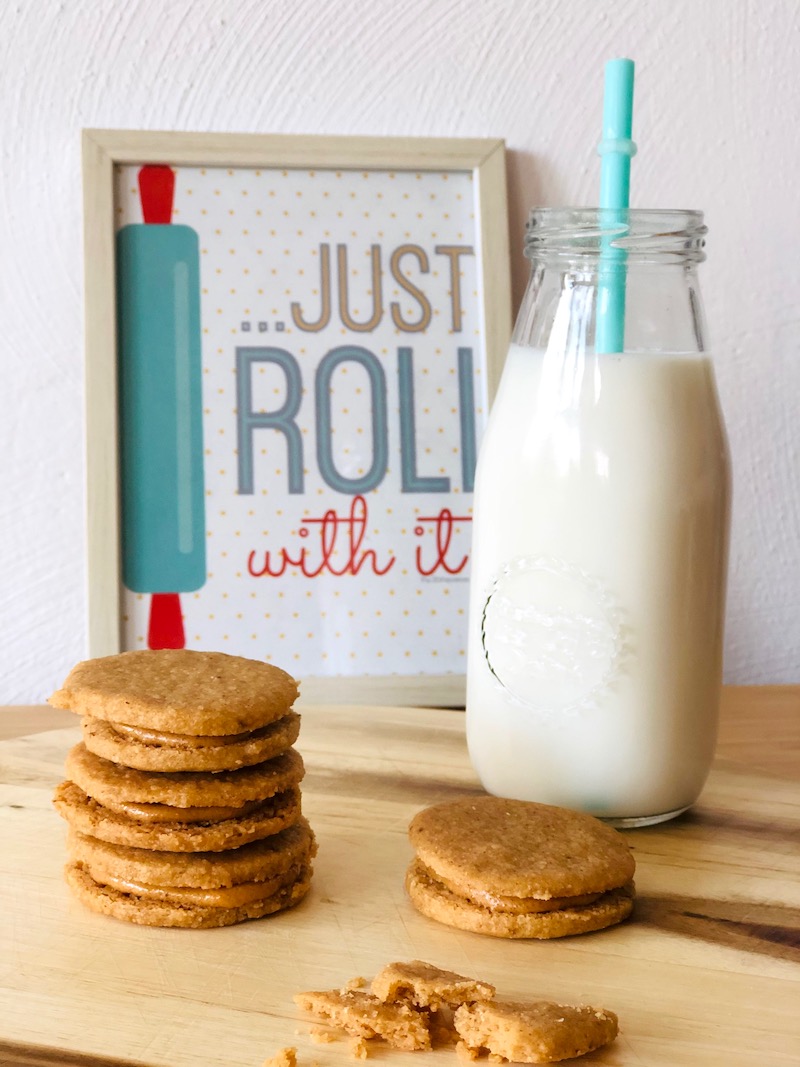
[
  {"left": 516, "top": 209, "right": 708, "bottom": 356},
  {"left": 524, "top": 208, "right": 707, "bottom": 264}
]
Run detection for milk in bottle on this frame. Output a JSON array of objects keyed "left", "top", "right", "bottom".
[{"left": 466, "top": 210, "right": 731, "bottom": 826}]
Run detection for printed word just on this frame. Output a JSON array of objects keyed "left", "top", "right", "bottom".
[{"left": 290, "top": 243, "right": 474, "bottom": 334}]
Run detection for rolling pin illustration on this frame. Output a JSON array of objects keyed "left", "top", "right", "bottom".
[{"left": 116, "top": 165, "right": 206, "bottom": 649}]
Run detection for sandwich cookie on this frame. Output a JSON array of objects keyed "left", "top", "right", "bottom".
[
  {"left": 55, "top": 743, "right": 304, "bottom": 853},
  {"left": 53, "top": 779, "right": 302, "bottom": 852},
  {"left": 405, "top": 796, "right": 635, "bottom": 939},
  {"left": 49, "top": 648, "right": 299, "bottom": 736},
  {"left": 80, "top": 711, "right": 301, "bottom": 772},
  {"left": 65, "top": 819, "right": 316, "bottom": 928},
  {"left": 65, "top": 742, "right": 304, "bottom": 808}
]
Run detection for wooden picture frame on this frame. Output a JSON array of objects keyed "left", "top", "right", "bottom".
[{"left": 83, "top": 129, "right": 511, "bottom": 707}]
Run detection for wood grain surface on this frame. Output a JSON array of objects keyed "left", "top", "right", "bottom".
[{"left": 1, "top": 693, "right": 798, "bottom": 1066}]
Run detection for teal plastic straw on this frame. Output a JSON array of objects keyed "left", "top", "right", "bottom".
[{"left": 596, "top": 58, "right": 637, "bottom": 354}]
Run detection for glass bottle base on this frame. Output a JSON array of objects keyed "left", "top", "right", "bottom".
[{"left": 601, "top": 805, "right": 690, "bottom": 829}]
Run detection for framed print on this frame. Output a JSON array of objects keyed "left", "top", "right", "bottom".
[{"left": 83, "top": 129, "right": 511, "bottom": 706}]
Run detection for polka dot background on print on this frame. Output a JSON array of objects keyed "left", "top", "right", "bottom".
[{"left": 115, "top": 163, "right": 485, "bottom": 676}]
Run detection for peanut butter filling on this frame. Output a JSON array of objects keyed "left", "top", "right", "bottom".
[
  {"left": 424, "top": 864, "right": 602, "bottom": 914},
  {"left": 98, "top": 868, "right": 300, "bottom": 908},
  {"left": 109, "top": 721, "right": 258, "bottom": 747},
  {"left": 102, "top": 796, "right": 267, "bottom": 823},
  {"left": 461, "top": 885, "right": 602, "bottom": 914}
]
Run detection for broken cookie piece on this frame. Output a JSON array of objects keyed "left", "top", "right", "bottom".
[
  {"left": 295, "top": 961, "right": 619, "bottom": 1064},
  {"left": 453, "top": 1000, "right": 618, "bottom": 1063},
  {"left": 294, "top": 989, "right": 431, "bottom": 1051},
  {"left": 372, "top": 960, "right": 495, "bottom": 1011},
  {"left": 262, "top": 1048, "right": 297, "bottom": 1067}
]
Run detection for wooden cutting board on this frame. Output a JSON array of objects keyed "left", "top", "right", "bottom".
[{"left": 1, "top": 703, "right": 798, "bottom": 1066}]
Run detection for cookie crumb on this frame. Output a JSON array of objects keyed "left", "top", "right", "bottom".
[
  {"left": 456, "top": 1040, "right": 479, "bottom": 1061},
  {"left": 351, "top": 1037, "right": 370, "bottom": 1059},
  {"left": 263, "top": 1047, "right": 297, "bottom": 1067},
  {"left": 432, "top": 1021, "right": 459, "bottom": 1047},
  {"left": 310, "top": 1028, "right": 337, "bottom": 1044},
  {"left": 344, "top": 976, "right": 367, "bottom": 991}
]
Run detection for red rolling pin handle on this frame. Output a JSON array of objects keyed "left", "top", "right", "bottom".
[
  {"left": 148, "top": 593, "right": 186, "bottom": 650},
  {"left": 138, "top": 164, "right": 186, "bottom": 651},
  {"left": 139, "top": 165, "right": 175, "bottom": 223}
]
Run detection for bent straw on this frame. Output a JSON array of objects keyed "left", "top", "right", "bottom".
[{"left": 596, "top": 58, "right": 637, "bottom": 354}]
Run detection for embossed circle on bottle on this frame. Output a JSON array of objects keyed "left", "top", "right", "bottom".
[{"left": 481, "top": 556, "right": 622, "bottom": 712}]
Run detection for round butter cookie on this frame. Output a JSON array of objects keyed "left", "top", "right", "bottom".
[
  {"left": 53, "top": 780, "right": 302, "bottom": 852},
  {"left": 408, "top": 796, "right": 635, "bottom": 900},
  {"left": 65, "top": 860, "right": 313, "bottom": 928},
  {"left": 405, "top": 860, "right": 635, "bottom": 939},
  {"left": 49, "top": 649, "right": 298, "bottom": 735},
  {"left": 65, "top": 743, "right": 304, "bottom": 808},
  {"left": 81, "top": 711, "right": 301, "bottom": 772}
]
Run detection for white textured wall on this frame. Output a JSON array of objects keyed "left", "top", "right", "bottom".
[{"left": 2, "top": 0, "right": 798, "bottom": 700}]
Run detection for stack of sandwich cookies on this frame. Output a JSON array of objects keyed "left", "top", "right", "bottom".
[
  {"left": 51, "top": 649, "right": 315, "bottom": 928},
  {"left": 405, "top": 796, "right": 635, "bottom": 939}
]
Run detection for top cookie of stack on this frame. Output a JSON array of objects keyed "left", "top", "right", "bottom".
[
  {"left": 52, "top": 649, "right": 315, "bottom": 929},
  {"left": 54, "top": 648, "right": 301, "bottom": 772}
]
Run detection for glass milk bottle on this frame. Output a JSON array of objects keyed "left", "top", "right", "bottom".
[{"left": 466, "top": 209, "right": 731, "bottom": 827}]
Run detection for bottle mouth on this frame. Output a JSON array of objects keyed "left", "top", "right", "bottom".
[{"left": 524, "top": 208, "right": 707, "bottom": 263}]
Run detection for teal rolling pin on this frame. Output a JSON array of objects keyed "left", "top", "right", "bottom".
[{"left": 116, "top": 165, "right": 206, "bottom": 649}]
